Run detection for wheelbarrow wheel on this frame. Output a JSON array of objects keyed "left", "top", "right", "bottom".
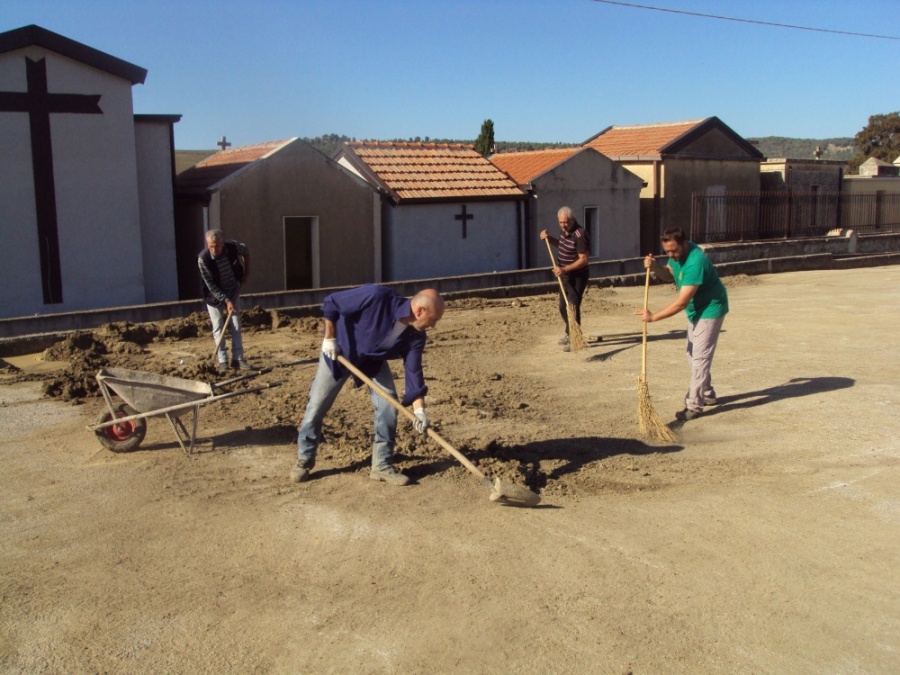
[{"left": 95, "top": 404, "right": 147, "bottom": 452}]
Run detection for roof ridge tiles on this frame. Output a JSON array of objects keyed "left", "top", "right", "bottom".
[{"left": 349, "top": 141, "right": 475, "bottom": 150}]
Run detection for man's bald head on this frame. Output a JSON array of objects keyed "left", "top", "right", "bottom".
[{"left": 409, "top": 289, "right": 445, "bottom": 331}]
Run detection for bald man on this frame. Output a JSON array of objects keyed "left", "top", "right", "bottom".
[{"left": 291, "top": 284, "right": 445, "bottom": 486}]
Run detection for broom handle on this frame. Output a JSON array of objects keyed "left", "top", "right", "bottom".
[
  {"left": 545, "top": 239, "right": 569, "bottom": 301},
  {"left": 642, "top": 266, "right": 651, "bottom": 379}
]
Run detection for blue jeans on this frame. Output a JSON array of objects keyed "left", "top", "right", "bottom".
[
  {"left": 297, "top": 355, "right": 398, "bottom": 471},
  {"left": 207, "top": 299, "right": 243, "bottom": 364}
]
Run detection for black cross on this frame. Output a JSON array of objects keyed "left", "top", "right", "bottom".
[
  {"left": 217, "top": 135, "right": 231, "bottom": 151},
  {"left": 0, "top": 57, "right": 102, "bottom": 304},
  {"left": 454, "top": 204, "right": 474, "bottom": 238}
]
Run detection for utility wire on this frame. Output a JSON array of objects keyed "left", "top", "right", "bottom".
[{"left": 591, "top": 0, "right": 900, "bottom": 41}]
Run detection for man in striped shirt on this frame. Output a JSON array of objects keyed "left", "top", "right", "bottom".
[
  {"left": 198, "top": 229, "right": 253, "bottom": 375},
  {"left": 540, "top": 206, "right": 590, "bottom": 352}
]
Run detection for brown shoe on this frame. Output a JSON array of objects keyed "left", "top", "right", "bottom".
[
  {"left": 290, "top": 462, "right": 311, "bottom": 483},
  {"left": 370, "top": 467, "right": 411, "bottom": 486}
]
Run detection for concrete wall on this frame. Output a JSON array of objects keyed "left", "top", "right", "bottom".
[
  {"left": 527, "top": 149, "right": 642, "bottom": 267},
  {"left": 134, "top": 120, "right": 179, "bottom": 303},
  {"left": 0, "top": 47, "right": 146, "bottom": 318},
  {"left": 383, "top": 200, "right": 522, "bottom": 280},
  {"left": 662, "top": 157, "right": 761, "bottom": 232},
  {"left": 703, "top": 232, "right": 900, "bottom": 262},
  {"left": 760, "top": 161, "right": 844, "bottom": 192},
  {"left": 4, "top": 233, "right": 898, "bottom": 341},
  {"left": 843, "top": 176, "right": 900, "bottom": 196}
]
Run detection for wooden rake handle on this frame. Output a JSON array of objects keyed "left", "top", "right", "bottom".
[
  {"left": 544, "top": 238, "right": 569, "bottom": 300},
  {"left": 213, "top": 308, "right": 234, "bottom": 358},
  {"left": 336, "top": 355, "right": 490, "bottom": 483}
]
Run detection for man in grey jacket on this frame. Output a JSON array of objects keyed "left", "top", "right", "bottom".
[{"left": 198, "top": 229, "right": 253, "bottom": 375}]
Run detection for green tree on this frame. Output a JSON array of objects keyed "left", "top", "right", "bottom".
[
  {"left": 474, "top": 119, "right": 495, "bottom": 156},
  {"left": 847, "top": 111, "right": 900, "bottom": 174}
]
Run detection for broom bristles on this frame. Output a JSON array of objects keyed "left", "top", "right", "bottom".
[
  {"left": 565, "top": 304, "right": 587, "bottom": 351},
  {"left": 637, "top": 376, "right": 678, "bottom": 443}
]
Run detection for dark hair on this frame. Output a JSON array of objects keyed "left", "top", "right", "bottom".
[{"left": 660, "top": 227, "right": 687, "bottom": 244}]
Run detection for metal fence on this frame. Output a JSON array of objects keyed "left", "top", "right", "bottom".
[{"left": 690, "top": 191, "right": 900, "bottom": 243}]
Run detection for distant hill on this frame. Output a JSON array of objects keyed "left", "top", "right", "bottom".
[
  {"left": 748, "top": 137, "right": 854, "bottom": 162},
  {"left": 175, "top": 136, "right": 857, "bottom": 174}
]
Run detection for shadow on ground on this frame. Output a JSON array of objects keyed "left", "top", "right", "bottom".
[
  {"left": 406, "top": 434, "right": 681, "bottom": 492},
  {"left": 708, "top": 376, "right": 855, "bottom": 415}
]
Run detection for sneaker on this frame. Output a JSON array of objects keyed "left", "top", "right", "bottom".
[
  {"left": 370, "top": 467, "right": 411, "bottom": 486},
  {"left": 290, "top": 462, "right": 312, "bottom": 483},
  {"left": 557, "top": 335, "right": 570, "bottom": 345},
  {"left": 703, "top": 395, "right": 718, "bottom": 406},
  {"left": 231, "top": 359, "right": 253, "bottom": 371},
  {"left": 217, "top": 362, "right": 228, "bottom": 376},
  {"left": 675, "top": 408, "right": 702, "bottom": 421}
]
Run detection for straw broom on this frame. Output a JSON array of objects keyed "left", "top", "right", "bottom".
[
  {"left": 545, "top": 239, "right": 587, "bottom": 351},
  {"left": 638, "top": 266, "right": 677, "bottom": 442}
]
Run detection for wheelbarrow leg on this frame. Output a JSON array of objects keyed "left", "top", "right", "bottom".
[{"left": 164, "top": 404, "right": 201, "bottom": 454}]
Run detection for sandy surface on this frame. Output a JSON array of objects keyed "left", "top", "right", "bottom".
[{"left": 1, "top": 267, "right": 898, "bottom": 673}]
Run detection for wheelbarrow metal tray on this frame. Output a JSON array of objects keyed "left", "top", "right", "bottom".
[{"left": 96, "top": 367, "right": 213, "bottom": 414}]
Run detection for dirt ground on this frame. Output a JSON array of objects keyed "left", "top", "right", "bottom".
[{"left": 1, "top": 267, "right": 898, "bottom": 673}]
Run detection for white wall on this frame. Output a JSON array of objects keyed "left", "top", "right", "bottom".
[
  {"left": 135, "top": 120, "right": 179, "bottom": 302},
  {"left": 0, "top": 47, "right": 145, "bottom": 318},
  {"left": 385, "top": 201, "right": 521, "bottom": 280}
]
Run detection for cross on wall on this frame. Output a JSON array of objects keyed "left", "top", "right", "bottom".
[
  {"left": 454, "top": 204, "right": 474, "bottom": 238},
  {"left": 217, "top": 135, "right": 231, "bottom": 151},
  {"left": 0, "top": 57, "right": 103, "bottom": 304}
]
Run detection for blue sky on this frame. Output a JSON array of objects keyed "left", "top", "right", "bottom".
[{"left": 5, "top": 0, "right": 898, "bottom": 148}]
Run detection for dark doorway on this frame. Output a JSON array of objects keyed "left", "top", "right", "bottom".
[{"left": 284, "top": 216, "right": 314, "bottom": 289}]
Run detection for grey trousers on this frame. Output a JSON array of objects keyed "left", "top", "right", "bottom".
[{"left": 685, "top": 316, "right": 725, "bottom": 412}]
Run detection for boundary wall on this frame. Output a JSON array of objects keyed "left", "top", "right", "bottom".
[{"left": 2, "top": 233, "right": 899, "bottom": 347}]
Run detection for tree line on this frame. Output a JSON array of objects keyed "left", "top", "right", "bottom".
[{"left": 179, "top": 112, "right": 900, "bottom": 176}]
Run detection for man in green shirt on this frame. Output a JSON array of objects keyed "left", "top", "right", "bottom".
[{"left": 635, "top": 227, "right": 729, "bottom": 421}]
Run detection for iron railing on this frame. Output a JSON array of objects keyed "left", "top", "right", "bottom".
[{"left": 690, "top": 191, "right": 900, "bottom": 243}]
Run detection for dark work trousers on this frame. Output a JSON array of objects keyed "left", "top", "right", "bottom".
[{"left": 557, "top": 271, "right": 589, "bottom": 333}]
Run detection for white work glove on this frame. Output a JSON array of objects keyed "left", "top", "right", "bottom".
[
  {"left": 321, "top": 338, "right": 340, "bottom": 361},
  {"left": 413, "top": 408, "right": 429, "bottom": 435}
]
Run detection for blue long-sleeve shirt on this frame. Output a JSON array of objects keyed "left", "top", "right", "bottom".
[{"left": 322, "top": 284, "right": 428, "bottom": 406}]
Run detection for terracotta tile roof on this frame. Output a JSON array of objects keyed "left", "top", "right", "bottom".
[
  {"left": 176, "top": 140, "right": 292, "bottom": 197},
  {"left": 489, "top": 148, "right": 580, "bottom": 184},
  {"left": 583, "top": 119, "right": 707, "bottom": 157},
  {"left": 343, "top": 141, "right": 524, "bottom": 201}
]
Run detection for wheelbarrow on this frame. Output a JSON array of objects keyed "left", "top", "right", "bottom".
[{"left": 89, "top": 367, "right": 281, "bottom": 453}]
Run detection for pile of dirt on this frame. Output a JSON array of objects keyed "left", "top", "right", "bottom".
[{"left": 19, "top": 290, "right": 672, "bottom": 494}]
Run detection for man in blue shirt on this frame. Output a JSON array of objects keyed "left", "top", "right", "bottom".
[
  {"left": 291, "top": 285, "right": 445, "bottom": 485},
  {"left": 635, "top": 227, "right": 729, "bottom": 421}
]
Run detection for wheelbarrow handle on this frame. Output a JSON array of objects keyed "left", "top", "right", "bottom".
[
  {"left": 88, "top": 381, "right": 282, "bottom": 431},
  {"left": 212, "top": 367, "right": 273, "bottom": 389}
]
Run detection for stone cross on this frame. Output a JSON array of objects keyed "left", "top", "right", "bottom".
[
  {"left": 0, "top": 57, "right": 103, "bottom": 304},
  {"left": 455, "top": 204, "right": 474, "bottom": 238},
  {"left": 217, "top": 135, "right": 231, "bottom": 151}
]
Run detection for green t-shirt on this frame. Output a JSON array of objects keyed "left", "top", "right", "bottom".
[{"left": 667, "top": 242, "right": 729, "bottom": 322}]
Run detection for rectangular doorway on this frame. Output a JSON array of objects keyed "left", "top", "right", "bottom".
[{"left": 284, "top": 216, "right": 317, "bottom": 290}]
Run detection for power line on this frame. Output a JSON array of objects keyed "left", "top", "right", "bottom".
[{"left": 590, "top": 0, "right": 900, "bottom": 41}]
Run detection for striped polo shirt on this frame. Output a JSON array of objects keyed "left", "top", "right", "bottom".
[{"left": 557, "top": 225, "right": 590, "bottom": 269}]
